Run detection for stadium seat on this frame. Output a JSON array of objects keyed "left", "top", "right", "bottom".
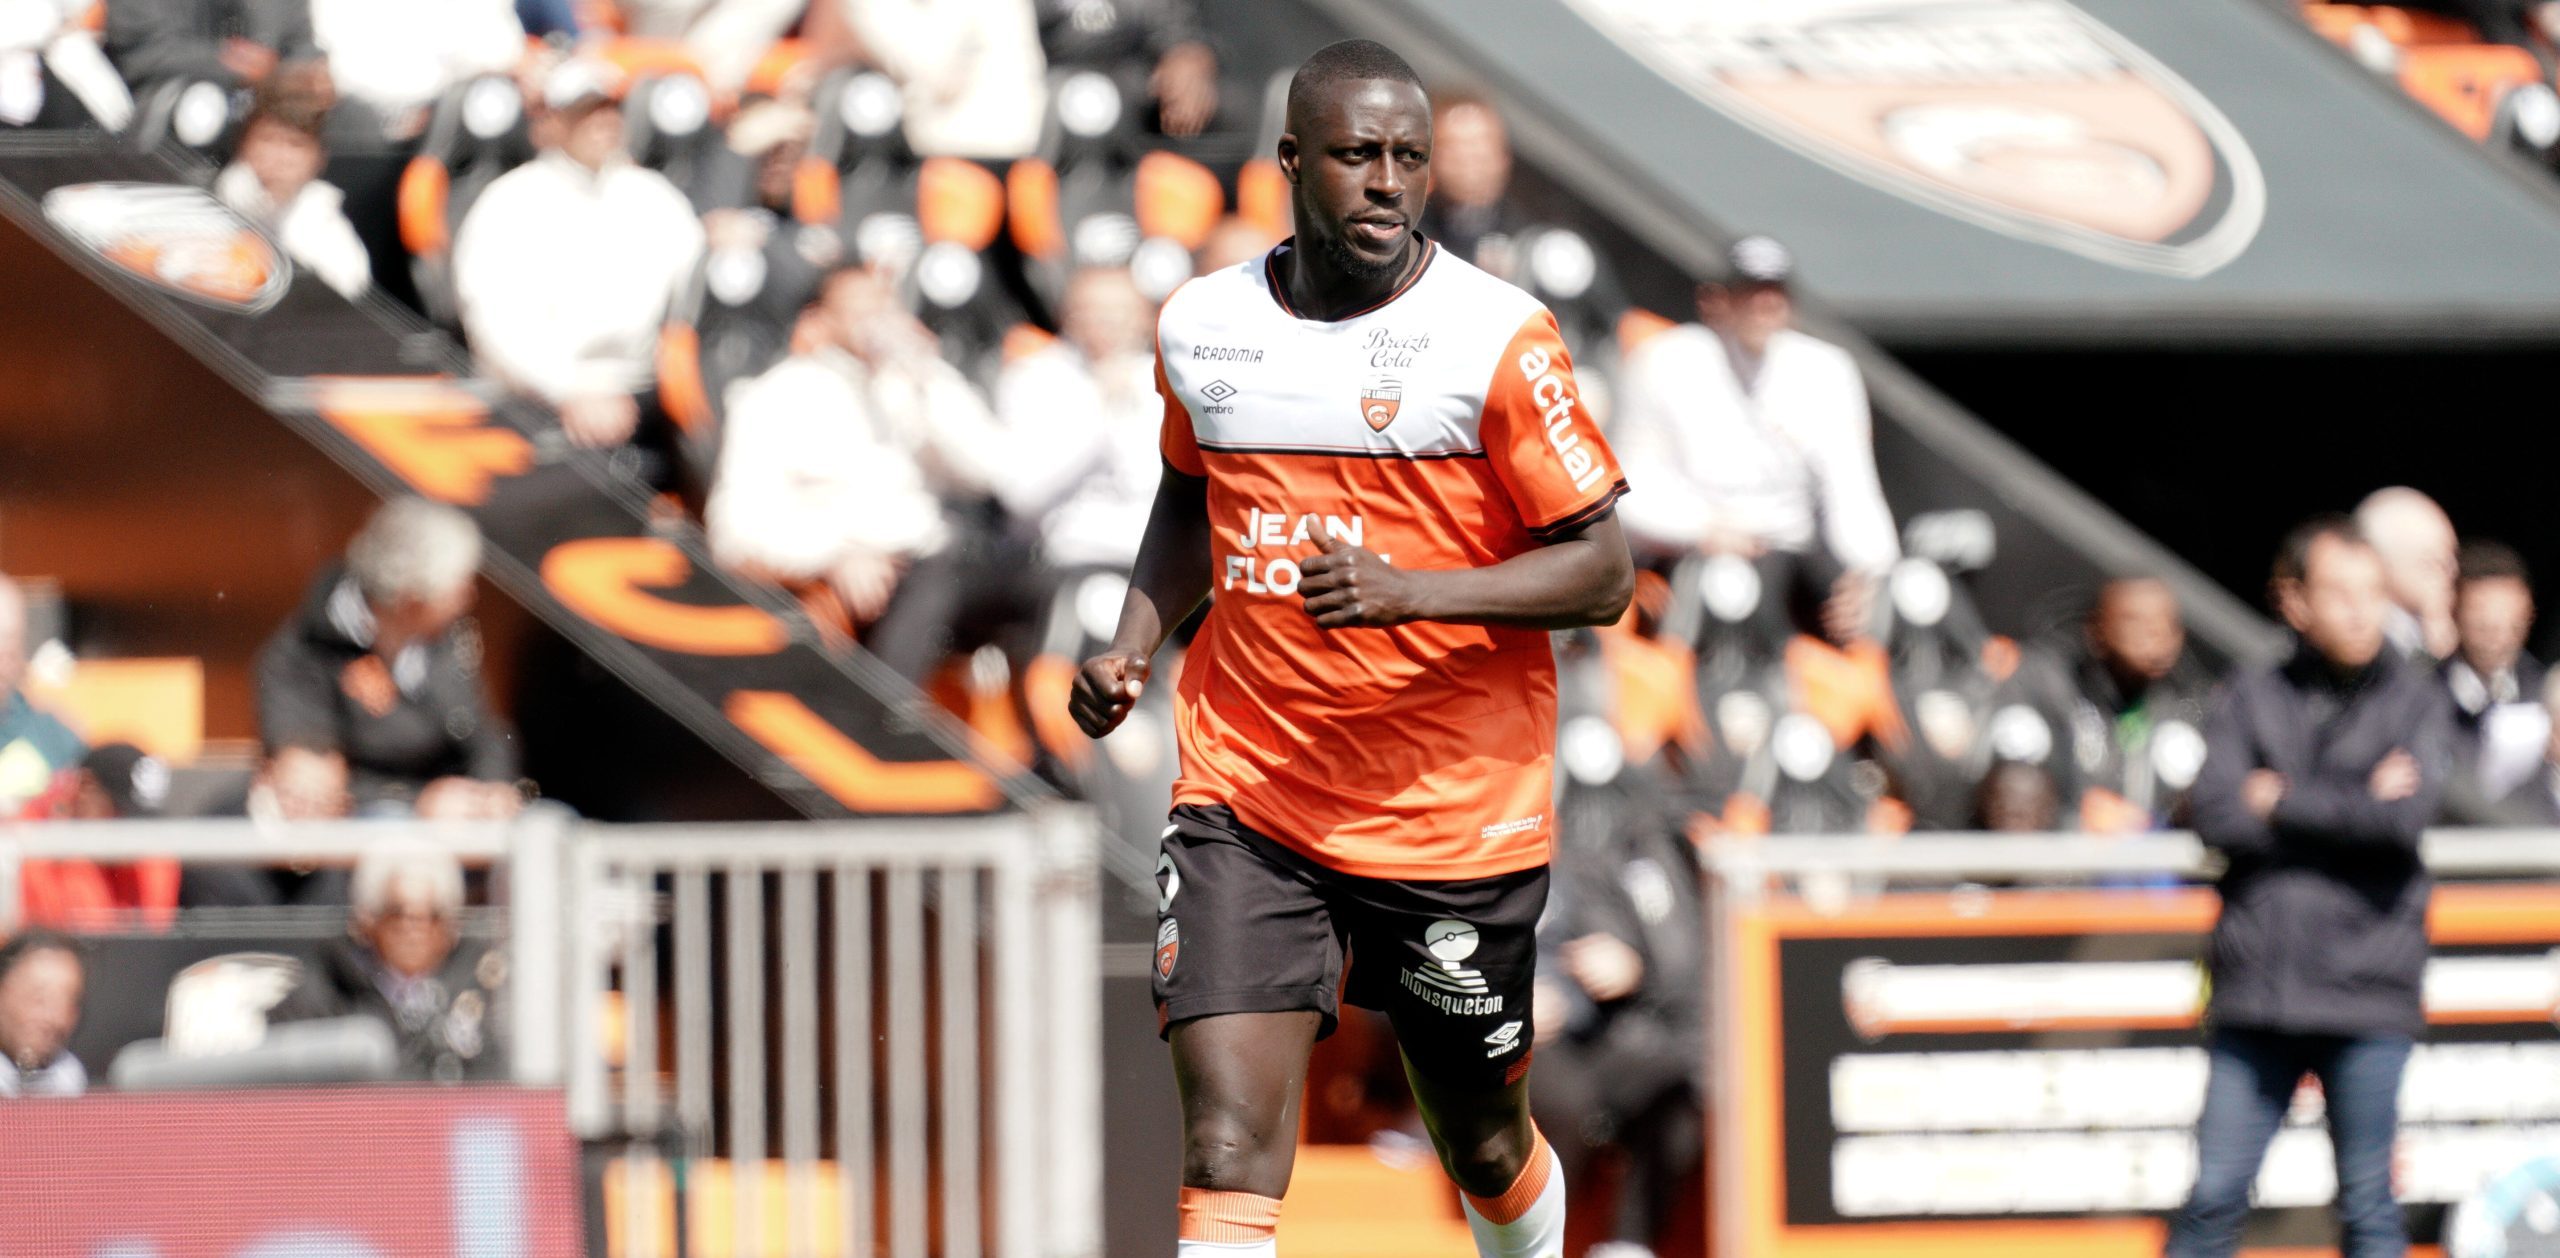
[
  {"left": 802, "top": 68, "right": 1027, "bottom": 380},
  {"left": 615, "top": 42, "right": 750, "bottom": 214},
  {"left": 1234, "top": 70, "right": 1294, "bottom": 241},
  {"left": 1008, "top": 70, "right": 1226, "bottom": 305},
  {"left": 2399, "top": 44, "right": 2547, "bottom": 140},
  {"left": 399, "top": 73, "right": 536, "bottom": 327},
  {"left": 126, "top": 74, "right": 239, "bottom": 161},
  {"left": 2302, "top": 3, "right": 2481, "bottom": 51},
  {"left": 656, "top": 211, "right": 845, "bottom": 477}
]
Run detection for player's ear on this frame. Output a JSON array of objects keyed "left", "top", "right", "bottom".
[{"left": 1277, "top": 132, "right": 1300, "bottom": 184}]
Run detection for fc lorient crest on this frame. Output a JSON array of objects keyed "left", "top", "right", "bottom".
[
  {"left": 1562, "top": 0, "right": 2267, "bottom": 279},
  {"left": 1361, "top": 374, "right": 1403, "bottom": 432}
]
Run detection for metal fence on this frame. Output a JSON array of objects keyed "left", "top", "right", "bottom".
[{"left": 0, "top": 805, "right": 1104, "bottom": 1258}]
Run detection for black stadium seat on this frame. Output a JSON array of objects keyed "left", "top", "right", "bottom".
[
  {"left": 397, "top": 73, "right": 533, "bottom": 327},
  {"left": 1008, "top": 70, "right": 1224, "bottom": 306}
]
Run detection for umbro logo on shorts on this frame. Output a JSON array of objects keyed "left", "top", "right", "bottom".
[{"left": 1484, "top": 1020, "right": 1524, "bottom": 1058}]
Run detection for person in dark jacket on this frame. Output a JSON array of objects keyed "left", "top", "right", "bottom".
[
  {"left": 2062, "top": 577, "right": 2215, "bottom": 832},
  {"left": 273, "top": 842, "right": 503, "bottom": 1081},
  {"left": 2166, "top": 516, "right": 2453, "bottom": 1258},
  {"left": 1529, "top": 779, "right": 1704, "bottom": 1258},
  {"left": 255, "top": 498, "right": 522, "bottom": 818}
]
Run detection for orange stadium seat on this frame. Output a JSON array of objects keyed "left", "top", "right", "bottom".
[
  {"left": 2400, "top": 43, "right": 2547, "bottom": 139},
  {"left": 2302, "top": 3, "right": 2482, "bottom": 48}
]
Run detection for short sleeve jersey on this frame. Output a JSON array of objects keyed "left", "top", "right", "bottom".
[{"left": 1155, "top": 239, "right": 1629, "bottom": 880}]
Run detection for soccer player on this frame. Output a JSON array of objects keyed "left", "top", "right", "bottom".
[{"left": 1067, "top": 39, "right": 1633, "bottom": 1258}]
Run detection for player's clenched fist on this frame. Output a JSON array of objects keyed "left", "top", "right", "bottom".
[
  {"left": 1069, "top": 649, "right": 1151, "bottom": 738},
  {"left": 1299, "top": 531, "right": 1419, "bottom": 628}
]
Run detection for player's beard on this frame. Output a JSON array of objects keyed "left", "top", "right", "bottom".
[{"left": 1320, "top": 225, "right": 1407, "bottom": 282}]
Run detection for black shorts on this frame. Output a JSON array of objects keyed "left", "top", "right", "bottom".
[{"left": 1150, "top": 802, "right": 1549, "bottom": 1088}]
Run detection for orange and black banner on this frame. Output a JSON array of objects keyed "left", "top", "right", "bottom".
[
  {"left": 1717, "top": 884, "right": 2560, "bottom": 1257},
  {"left": 0, "top": 138, "right": 1044, "bottom": 819}
]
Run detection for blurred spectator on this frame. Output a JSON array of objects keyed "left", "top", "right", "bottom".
[
  {"left": 306, "top": 0, "right": 519, "bottom": 141},
  {"left": 104, "top": 0, "right": 315, "bottom": 96},
  {"left": 2440, "top": 540, "right": 2546, "bottom": 822},
  {"left": 723, "top": 96, "right": 814, "bottom": 217},
  {"left": 0, "top": 932, "right": 84, "bottom": 1097},
  {"left": 1977, "top": 759, "right": 2059, "bottom": 832},
  {"left": 991, "top": 266, "right": 1156, "bottom": 572},
  {"left": 20, "top": 742, "right": 181, "bottom": 930},
  {"left": 619, "top": 0, "right": 800, "bottom": 95},
  {"left": 1194, "top": 213, "right": 1277, "bottom": 275},
  {"left": 214, "top": 83, "right": 370, "bottom": 299},
  {"left": 0, "top": 0, "right": 133, "bottom": 129},
  {"left": 0, "top": 574, "right": 81, "bottom": 818},
  {"left": 180, "top": 744, "right": 356, "bottom": 908},
  {"left": 1614, "top": 236, "right": 1897, "bottom": 645},
  {"left": 452, "top": 57, "right": 704, "bottom": 453},
  {"left": 2495, "top": 672, "right": 2560, "bottom": 824},
  {"left": 2355, "top": 486, "right": 2458, "bottom": 664},
  {"left": 256, "top": 499, "right": 521, "bottom": 818},
  {"left": 1032, "top": 0, "right": 1217, "bottom": 138},
  {"left": 273, "top": 843, "right": 502, "bottom": 1081},
  {"left": 1529, "top": 809, "right": 1703, "bottom": 1258},
  {"left": 1419, "top": 91, "right": 1516, "bottom": 272},
  {"left": 707, "top": 261, "right": 1012, "bottom": 677},
  {"left": 2063, "top": 577, "right": 2214, "bottom": 831},
  {"left": 2170, "top": 516, "right": 2448, "bottom": 1258},
  {"left": 837, "top": 0, "right": 1043, "bottom": 160}
]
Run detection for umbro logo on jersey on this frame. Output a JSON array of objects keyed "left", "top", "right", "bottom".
[
  {"left": 1201, "top": 379, "right": 1239, "bottom": 403},
  {"left": 1361, "top": 374, "right": 1403, "bottom": 432}
]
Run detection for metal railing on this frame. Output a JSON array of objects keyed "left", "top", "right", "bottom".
[
  {"left": 0, "top": 805, "right": 1105, "bottom": 1258},
  {"left": 572, "top": 810, "right": 1102, "bottom": 1258}
]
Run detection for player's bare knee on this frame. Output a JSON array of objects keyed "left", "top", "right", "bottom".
[
  {"left": 1182, "top": 1112, "right": 1287, "bottom": 1194},
  {"left": 1438, "top": 1121, "right": 1532, "bottom": 1197}
]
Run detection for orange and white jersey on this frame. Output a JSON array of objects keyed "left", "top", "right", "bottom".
[{"left": 1156, "top": 238, "right": 1630, "bottom": 880}]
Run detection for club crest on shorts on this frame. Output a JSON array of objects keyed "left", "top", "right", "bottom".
[
  {"left": 1559, "top": 0, "right": 2266, "bottom": 278},
  {"left": 1360, "top": 374, "right": 1403, "bottom": 432},
  {"left": 1155, "top": 917, "right": 1181, "bottom": 979}
]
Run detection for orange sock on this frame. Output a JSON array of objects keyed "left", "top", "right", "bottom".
[
  {"left": 1462, "top": 1132, "right": 1555, "bottom": 1226},
  {"left": 1177, "top": 1187, "right": 1282, "bottom": 1246}
]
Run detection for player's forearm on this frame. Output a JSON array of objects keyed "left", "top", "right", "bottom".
[
  {"left": 1405, "top": 516, "right": 1633, "bottom": 630},
  {"left": 1108, "top": 464, "right": 1215, "bottom": 658}
]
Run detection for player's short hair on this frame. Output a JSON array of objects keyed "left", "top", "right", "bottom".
[
  {"left": 1285, "top": 39, "right": 1425, "bottom": 132},
  {"left": 2271, "top": 514, "right": 2370, "bottom": 586}
]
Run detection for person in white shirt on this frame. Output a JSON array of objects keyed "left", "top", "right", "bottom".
[
  {"left": 839, "top": 0, "right": 1044, "bottom": 160},
  {"left": 214, "top": 86, "right": 372, "bottom": 300},
  {"left": 1614, "top": 235, "right": 1898, "bottom": 640},
  {"left": 0, "top": 932, "right": 84, "bottom": 1099},
  {"left": 992, "top": 266, "right": 1159, "bottom": 572},
  {"left": 618, "top": 0, "right": 804, "bottom": 95},
  {"left": 307, "top": 0, "right": 521, "bottom": 142},
  {"left": 453, "top": 58, "right": 706, "bottom": 453},
  {"left": 707, "top": 259, "right": 1013, "bottom": 677}
]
